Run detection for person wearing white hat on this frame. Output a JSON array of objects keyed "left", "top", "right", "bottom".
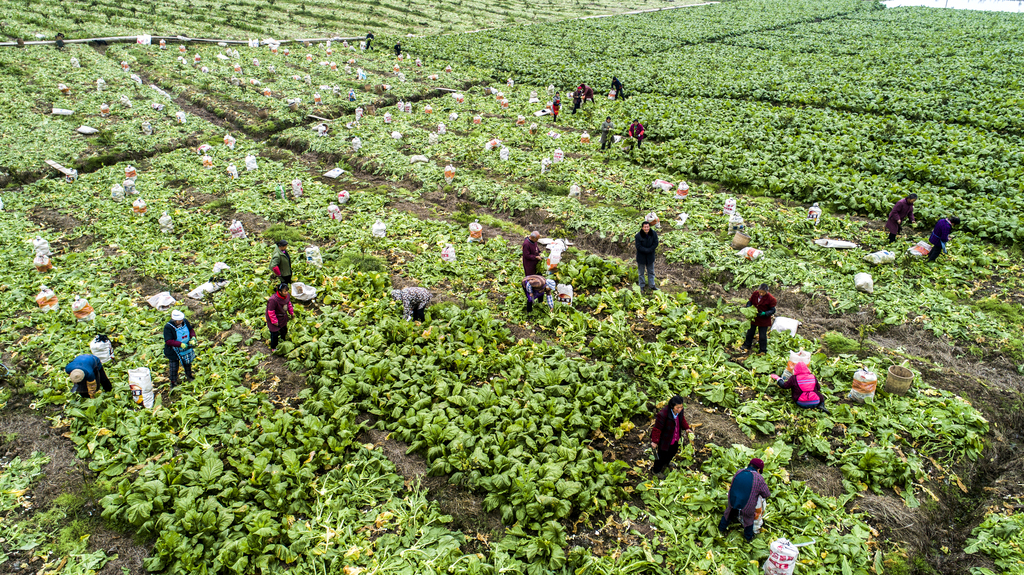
[
  {"left": 163, "top": 309, "right": 196, "bottom": 389},
  {"left": 64, "top": 353, "right": 112, "bottom": 398},
  {"left": 522, "top": 275, "right": 556, "bottom": 312}
]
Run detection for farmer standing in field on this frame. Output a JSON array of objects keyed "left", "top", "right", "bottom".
[
  {"left": 635, "top": 221, "right": 659, "bottom": 292},
  {"left": 551, "top": 93, "right": 561, "bottom": 122},
  {"left": 572, "top": 87, "right": 583, "bottom": 115},
  {"left": 266, "top": 283, "right": 295, "bottom": 353},
  {"left": 270, "top": 240, "right": 292, "bottom": 285},
  {"left": 394, "top": 42, "right": 402, "bottom": 57},
  {"left": 522, "top": 275, "right": 556, "bottom": 313},
  {"left": 740, "top": 283, "right": 776, "bottom": 354},
  {"left": 650, "top": 395, "right": 693, "bottom": 479},
  {"left": 885, "top": 193, "right": 916, "bottom": 244},
  {"left": 64, "top": 353, "right": 112, "bottom": 399},
  {"left": 771, "top": 362, "right": 826, "bottom": 411},
  {"left": 628, "top": 119, "right": 646, "bottom": 150},
  {"left": 365, "top": 32, "right": 375, "bottom": 50},
  {"left": 611, "top": 76, "right": 625, "bottom": 100},
  {"left": 927, "top": 216, "right": 960, "bottom": 262},
  {"left": 392, "top": 286, "right": 433, "bottom": 322},
  {"left": 522, "top": 231, "right": 543, "bottom": 276},
  {"left": 163, "top": 310, "right": 196, "bottom": 389},
  {"left": 599, "top": 117, "right": 614, "bottom": 151},
  {"left": 719, "top": 458, "right": 771, "bottom": 542}
]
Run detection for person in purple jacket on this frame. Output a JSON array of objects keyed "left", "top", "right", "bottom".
[
  {"left": 927, "top": 216, "right": 960, "bottom": 262},
  {"left": 719, "top": 458, "right": 771, "bottom": 542},
  {"left": 885, "top": 193, "right": 917, "bottom": 243},
  {"left": 522, "top": 231, "right": 543, "bottom": 276}
]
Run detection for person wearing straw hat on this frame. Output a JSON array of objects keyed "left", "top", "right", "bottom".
[
  {"left": 719, "top": 458, "right": 771, "bottom": 542},
  {"left": 270, "top": 240, "right": 292, "bottom": 285},
  {"left": 391, "top": 286, "right": 433, "bottom": 322},
  {"left": 163, "top": 309, "right": 196, "bottom": 389},
  {"left": 64, "top": 354, "right": 112, "bottom": 398},
  {"left": 523, "top": 275, "right": 556, "bottom": 313}
]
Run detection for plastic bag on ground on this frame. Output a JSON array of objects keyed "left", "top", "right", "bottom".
[
  {"left": 849, "top": 368, "right": 877, "bottom": 402},
  {"left": 132, "top": 197, "right": 148, "bottom": 215},
  {"left": 737, "top": 247, "right": 763, "bottom": 261},
  {"left": 328, "top": 204, "right": 342, "bottom": 220},
  {"left": 228, "top": 220, "right": 247, "bottom": 238},
  {"left": 440, "top": 244, "right": 456, "bottom": 262},
  {"left": 147, "top": 292, "right": 176, "bottom": 311},
  {"left": 128, "top": 367, "right": 154, "bottom": 408},
  {"left": 782, "top": 348, "right": 811, "bottom": 379},
  {"left": 305, "top": 246, "right": 323, "bottom": 268},
  {"left": 723, "top": 198, "right": 737, "bottom": 216},
  {"left": 855, "top": 273, "right": 874, "bottom": 293},
  {"left": 33, "top": 237, "right": 52, "bottom": 256},
  {"left": 72, "top": 296, "right": 95, "bottom": 321},
  {"left": 651, "top": 179, "right": 672, "bottom": 192},
  {"left": 468, "top": 220, "right": 483, "bottom": 243},
  {"left": 36, "top": 286, "right": 59, "bottom": 312},
  {"left": 864, "top": 250, "right": 895, "bottom": 265},
  {"left": 753, "top": 496, "right": 766, "bottom": 534},
  {"left": 814, "top": 238, "right": 857, "bottom": 249},
  {"left": 556, "top": 284, "right": 574, "bottom": 305},
  {"left": 159, "top": 211, "right": 173, "bottom": 233},
  {"left": 371, "top": 220, "right": 387, "bottom": 237},
  {"left": 337, "top": 190, "right": 350, "bottom": 205},
  {"left": 908, "top": 240, "right": 932, "bottom": 258},
  {"left": 771, "top": 317, "right": 801, "bottom": 337},
  {"left": 90, "top": 335, "right": 113, "bottom": 363},
  {"left": 291, "top": 282, "right": 317, "bottom": 301},
  {"left": 34, "top": 254, "right": 52, "bottom": 272}
]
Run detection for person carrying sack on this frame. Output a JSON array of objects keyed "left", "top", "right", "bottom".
[
  {"left": 719, "top": 458, "right": 771, "bottom": 542},
  {"left": 65, "top": 354, "right": 112, "bottom": 398},
  {"left": 164, "top": 310, "right": 196, "bottom": 389}
]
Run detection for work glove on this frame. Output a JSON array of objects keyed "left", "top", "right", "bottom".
[{"left": 180, "top": 342, "right": 189, "bottom": 350}]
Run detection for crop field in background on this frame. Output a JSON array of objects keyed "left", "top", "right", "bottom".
[{"left": 1, "top": 1, "right": 1023, "bottom": 574}]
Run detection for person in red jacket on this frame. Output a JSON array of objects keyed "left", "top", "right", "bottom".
[
  {"left": 650, "top": 395, "right": 692, "bottom": 477},
  {"left": 266, "top": 283, "right": 295, "bottom": 353},
  {"left": 551, "top": 93, "right": 561, "bottom": 122},
  {"left": 521, "top": 231, "right": 543, "bottom": 276},
  {"left": 741, "top": 284, "right": 776, "bottom": 354},
  {"left": 628, "top": 119, "right": 645, "bottom": 149}
]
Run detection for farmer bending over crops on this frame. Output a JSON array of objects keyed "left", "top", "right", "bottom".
[
  {"left": 635, "top": 221, "right": 659, "bottom": 291},
  {"left": 65, "top": 353, "right": 112, "bottom": 399},
  {"left": 392, "top": 287, "right": 433, "bottom": 322},
  {"left": 270, "top": 240, "right": 292, "bottom": 285},
  {"left": 580, "top": 83, "right": 595, "bottom": 105},
  {"left": 365, "top": 32, "right": 374, "bottom": 50},
  {"left": 599, "top": 117, "right": 614, "bottom": 151},
  {"left": 719, "top": 458, "right": 771, "bottom": 542},
  {"left": 611, "top": 76, "right": 625, "bottom": 100},
  {"left": 522, "top": 231, "right": 543, "bottom": 276},
  {"left": 885, "top": 193, "right": 917, "bottom": 244},
  {"left": 628, "top": 119, "right": 645, "bottom": 149},
  {"left": 650, "top": 395, "right": 692, "bottom": 478},
  {"left": 164, "top": 310, "right": 196, "bottom": 389},
  {"left": 523, "top": 276, "right": 555, "bottom": 312},
  {"left": 266, "top": 283, "right": 295, "bottom": 353},
  {"left": 927, "top": 216, "right": 959, "bottom": 262},
  {"left": 771, "top": 363, "right": 824, "bottom": 410},
  {"left": 741, "top": 284, "right": 776, "bottom": 354}
]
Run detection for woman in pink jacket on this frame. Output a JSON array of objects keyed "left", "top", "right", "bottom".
[{"left": 266, "top": 283, "right": 295, "bottom": 353}]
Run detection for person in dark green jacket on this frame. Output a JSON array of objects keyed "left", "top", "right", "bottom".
[{"left": 270, "top": 240, "right": 292, "bottom": 284}]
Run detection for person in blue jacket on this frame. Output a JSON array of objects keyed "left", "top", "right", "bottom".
[
  {"left": 927, "top": 216, "right": 960, "bottom": 262},
  {"left": 64, "top": 354, "right": 112, "bottom": 398}
]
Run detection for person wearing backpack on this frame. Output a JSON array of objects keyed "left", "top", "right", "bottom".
[
  {"left": 719, "top": 458, "right": 771, "bottom": 542},
  {"left": 163, "top": 310, "right": 196, "bottom": 389},
  {"left": 771, "top": 362, "right": 824, "bottom": 410}
]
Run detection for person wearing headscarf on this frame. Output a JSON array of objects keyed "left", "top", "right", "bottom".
[
  {"left": 885, "top": 193, "right": 917, "bottom": 244},
  {"left": 522, "top": 231, "right": 543, "bottom": 276},
  {"left": 266, "top": 283, "right": 295, "bottom": 353},
  {"left": 650, "top": 395, "right": 692, "bottom": 477},
  {"left": 523, "top": 275, "right": 555, "bottom": 312},
  {"left": 741, "top": 284, "right": 776, "bottom": 354},
  {"left": 163, "top": 309, "right": 196, "bottom": 389},
  {"left": 719, "top": 458, "right": 771, "bottom": 542},
  {"left": 64, "top": 354, "right": 112, "bottom": 398},
  {"left": 391, "top": 287, "right": 433, "bottom": 322},
  {"left": 927, "top": 216, "right": 960, "bottom": 262},
  {"left": 771, "top": 362, "right": 824, "bottom": 409}
]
